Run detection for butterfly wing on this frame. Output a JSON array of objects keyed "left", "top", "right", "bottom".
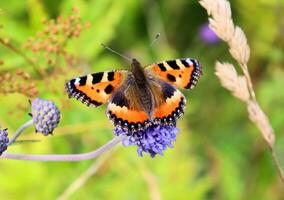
[
  {"left": 65, "top": 70, "right": 128, "bottom": 107},
  {"left": 106, "top": 77, "right": 151, "bottom": 131},
  {"left": 149, "top": 79, "right": 186, "bottom": 125},
  {"left": 145, "top": 58, "right": 202, "bottom": 89},
  {"left": 107, "top": 76, "right": 186, "bottom": 131}
]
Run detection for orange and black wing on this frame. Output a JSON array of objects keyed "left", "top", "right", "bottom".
[
  {"left": 106, "top": 82, "right": 151, "bottom": 131},
  {"left": 149, "top": 80, "right": 186, "bottom": 126},
  {"left": 65, "top": 70, "right": 128, "bottom": 107},
  {"left": 145, "top": 58, "right": 202, "bottom": 89},
  {"left": 106, "top": 78, "right": 186, "bottom": 132}
]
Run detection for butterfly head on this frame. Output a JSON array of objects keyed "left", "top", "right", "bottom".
[
  {"left": 131, "top": 58, "right": 146, "bottom": 83},
  {"left": 131, "top": 58, "right": 142, "bottom": 70}
]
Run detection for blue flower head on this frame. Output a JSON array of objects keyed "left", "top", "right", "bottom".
[
  {"left": 114, "top": 125, "right": 178, "bottom": 158},
  {"left": 0, "top": 128, "right": 9, "bottom": 156},
  {"left": 31, "top": 98, "right": 60, "bottom": 135}
]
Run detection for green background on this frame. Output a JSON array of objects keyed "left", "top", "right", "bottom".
[{"left": 1, "top": 0, "right": 284, "bottom": 199}]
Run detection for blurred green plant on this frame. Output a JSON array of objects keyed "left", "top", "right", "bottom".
[{"left": 0, "top": 0, "right": 284, "bottom": 200}]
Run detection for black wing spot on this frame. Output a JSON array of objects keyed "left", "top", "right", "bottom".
[
  {"left": 79, "top": 76, "right": 87, "bottom": 86},
  {"left": 178, "top": 74, "right": 182, "bottom": 78},
  {"left": 92, "top": 72, "right": 104, "bottom": 84},
  {"left": 161, "top": 82, "right": 176, "bottom": 99},
  {"left": 167, "top": 74, "right": 176, "bottom": 82},
  {"left": 91, "top": 87, "right": 94, "bottom": 90},
  {"left": 104, "top": 84, "right": 114, "bottom": 94},
  {"left": 107, "top": 72, "right": 115, "bottom": 81},
  {"left": 158, "top": 63, "right": 167, "bottom": 71},
  {"left": 167, "top": 60, "right": 180, "bottom": 69},
  {"left": 181, "top": 59, "right": 190, "bottom": 68},
  {"left": 96, "top": 89, "right": 100, "bottom": 93},
  {"left": 191, "top": 59, "right": 198, "bottom": 67},
  {"left": 111, "top": 90, "right": 129, "bottom": 107}
]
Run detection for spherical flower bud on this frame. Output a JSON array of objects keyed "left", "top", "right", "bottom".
[
  {"left": 114, "top": 125, "right": 178, "bottom": 158},
  {"left": 0, "top": 128, "right": 9, "bottom": 156},
  {"left": 31, "top": 98, "right": 60, "bottom": 135}
]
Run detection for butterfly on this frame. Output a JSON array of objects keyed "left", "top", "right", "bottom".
[{"left": 65, "top": 58, "right": 202, "bottom": 132}]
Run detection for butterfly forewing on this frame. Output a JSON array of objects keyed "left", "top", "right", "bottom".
[
  {"left": 65, "top": 70, "right": 128, "bottom": 107},
  {"left": 145, "top": 58, "right": 202, "bottom": 89}
]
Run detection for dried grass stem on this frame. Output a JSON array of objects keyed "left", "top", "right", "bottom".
[{"left": 200, "top": 0, "right": 284, "bottom": 184}]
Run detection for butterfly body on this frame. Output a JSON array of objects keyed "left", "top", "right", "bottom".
[
  {"left": 66, "top": 58, "right": 202, "bottom": 132},
  {"left": 130, "top": 58, "right": 163, "bottom": 120}
]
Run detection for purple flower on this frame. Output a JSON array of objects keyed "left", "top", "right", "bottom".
[
  {"left": 0, "top": 128, "right": 9, "bottom": 155},
  {"left": 114, "top": 125, "right": 178, "bottom": 158},
  {"left": 199, "top": 23, "right": 219, "bottom": 44},
  {"left": 31, "top": 98, "right": 60, "bottom": 135}
]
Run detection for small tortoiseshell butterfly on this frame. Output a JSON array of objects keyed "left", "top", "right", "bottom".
[{"left": 65, "top": 58, "right": 202, "bottom": 132}]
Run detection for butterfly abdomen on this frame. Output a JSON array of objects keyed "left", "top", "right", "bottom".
[
  {"left": 130, "top": 58, "right": 155, "bottom": 117},
  {"left": 137, "top": 84, "right": 154, "bottom": 117}
]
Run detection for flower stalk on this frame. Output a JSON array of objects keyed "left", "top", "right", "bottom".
[
  {"left": 1, "top": 135, "right": 124, "bottom": 162},
  {"left": 8, "top": 119, "right": 33, "bottom": 145}
]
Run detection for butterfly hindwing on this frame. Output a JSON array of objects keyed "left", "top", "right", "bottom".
[
  {"left": 107, "top": 76, "right": 186, "bottom": 132},
  {"left": 65, "top": 70, "right": 128, "bottom": 107},
  {"left": 107, "top": 81, "right": 150, "bottom": 131},
  {"left": 149, "top": 80, "right": 186, "bottom": 125},
  {"left": 145, "top": 58, "right": 202, "bottom": 89}
]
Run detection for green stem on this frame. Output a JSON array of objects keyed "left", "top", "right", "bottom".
[{"left": 8, "top": 119, "right": 34, "bottom": 145}]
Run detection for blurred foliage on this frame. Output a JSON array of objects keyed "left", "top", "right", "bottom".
[{"left": 0, "top": 0, "right": 284, "bottom": 199}]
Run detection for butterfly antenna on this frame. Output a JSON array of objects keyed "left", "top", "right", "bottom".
[
  {"left": 101, "top": 43, "right": 132, "bottom": 62},
  {"left": 150, "top": 33, "right": 161, "bottom": 47}
]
